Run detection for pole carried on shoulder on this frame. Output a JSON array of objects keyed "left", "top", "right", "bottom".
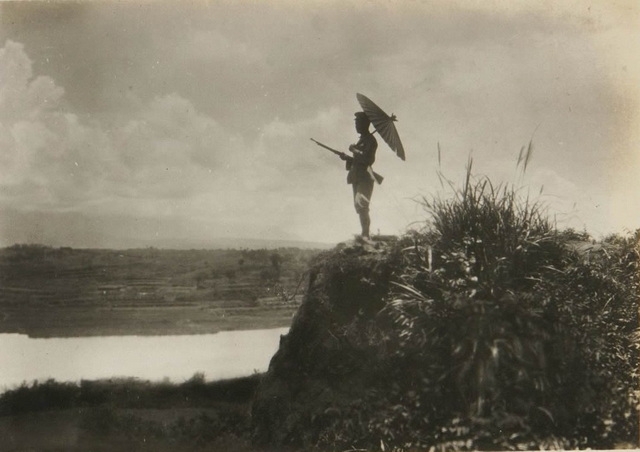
[{"left": 310, "top": 138, "right": 384, "bottom": 184}]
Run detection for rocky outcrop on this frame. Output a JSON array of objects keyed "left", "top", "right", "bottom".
[
  {"left": 251, "top": 237, "right": 401, "bottom": 448},
  {"left": 250, "top": 232, "right": 639, "bottom": 451}
]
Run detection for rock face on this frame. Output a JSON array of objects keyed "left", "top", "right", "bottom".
[{"left": 251, "top": 238, "right": 401, "bottom": 448}]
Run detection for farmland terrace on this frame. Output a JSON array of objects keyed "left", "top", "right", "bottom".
[{"left": 0, "top": 245, "right": 322, "bottom": 337}]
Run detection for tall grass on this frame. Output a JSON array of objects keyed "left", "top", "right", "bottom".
[
  {"left": 17, "top": 151, "right": 639, "bottom": 451},
  {"left": 250, "top": 147, "right": 638, "bottom": 451},
  {"left": 421, "top": 157, "right": 559, "bottom": 297},
  {"left": 375, "top": 158, "right": 639, "bottom": 450}
]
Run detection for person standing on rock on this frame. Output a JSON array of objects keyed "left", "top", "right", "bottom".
[
  {"left": 341, "top": 111, "right": 378, "bottom": 240},
  {"left": 311, "top": 94, "right": 404, "bottom": 240}
]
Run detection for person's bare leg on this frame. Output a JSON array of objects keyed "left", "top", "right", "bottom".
[
  {"left": 359, "top": 211, "right": 370, "bottom": 239},
  {"left": 353, "top": 179, "right": 373, "bottom": 240}
]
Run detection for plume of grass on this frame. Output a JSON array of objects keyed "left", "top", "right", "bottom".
[
  {"left": 419, "top": 158, "right": 558, "bottom": 298},
  {"left": 377, "top": 151, "right": 638, "bottom": 449}
]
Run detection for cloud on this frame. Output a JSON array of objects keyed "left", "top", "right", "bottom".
[
  {"left": 0, "top": 40, "right": 237, "bottom": 212},
  {"left": 111, "top": 93, "right": 236, "bottom": 199},
  {"left": 0, "top": 41, "right": 64, "bottom": 122},
  {"left": 0, "top": 40, "right": 107, "bottom": 207},
  {"left": 0, "top": 39, "right": 355, "bottom": 243}
]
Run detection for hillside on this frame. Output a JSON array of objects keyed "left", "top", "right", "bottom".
[{"left": 251, "top": 188, "right": 639, "bottom": 451}]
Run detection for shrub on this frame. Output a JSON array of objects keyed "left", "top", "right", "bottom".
[
  {"left": 0, "top": 379, "right": 79, "bottom": 415},
  {"left": 0, "top": 374, "right": 262, "bottom": 414},
  {"left": 251, "top": 163, "right": 638, "bottom": 451},
  {"left": 374, "top": 168, "right": 639, "bottom": 450}
]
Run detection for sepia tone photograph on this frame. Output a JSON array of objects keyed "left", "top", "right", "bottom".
[{"left": 0, "top": 1, "right": 638, "bottom": 450}]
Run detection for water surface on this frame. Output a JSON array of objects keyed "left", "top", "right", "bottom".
[{"left": 0, "top": 328, "right": 287, "bottom": 392}]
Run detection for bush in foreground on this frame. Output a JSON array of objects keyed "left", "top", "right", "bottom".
[
  {"left": 0, "top": 374, "right": 261, "bottom": 451},
  {"left": 0, "top": 373, "right": 261, "bottom": 415},
  {"left": 252, "top": 167, "right": 639, "bottom": 451},
  {"left": 365, "top": 172, "right": 638, "bottom": 450}
]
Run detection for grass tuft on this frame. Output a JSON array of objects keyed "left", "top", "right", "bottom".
[{"left": 374, "top": 159, "right": 639, "bottom": 450}]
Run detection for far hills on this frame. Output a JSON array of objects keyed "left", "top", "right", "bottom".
[{"left": 0, "top": 208, "right": 335, "bottom": 250}]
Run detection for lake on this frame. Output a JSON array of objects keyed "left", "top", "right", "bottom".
[{"left": 0, "top": 327, "right": 288, "bottom": 392}]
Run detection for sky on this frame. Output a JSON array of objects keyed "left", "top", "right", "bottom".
[{"left": 0, "top": 0, "right": 638, "bottom": 248}]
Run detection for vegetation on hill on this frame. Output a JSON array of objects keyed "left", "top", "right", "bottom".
[{"left": 252, "top": 165, "right": 639, "bottom": 450}]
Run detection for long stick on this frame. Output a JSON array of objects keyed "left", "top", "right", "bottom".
[{"left": 310, "top": 138, "right": 384, "bottom": 184}]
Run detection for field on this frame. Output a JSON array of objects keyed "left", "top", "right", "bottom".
[
  {"left": 0, "top": 375, "right": 266, "bottom": 452},
  {"left": 0, "top": 245, "right": 322, "bottom": 337}
]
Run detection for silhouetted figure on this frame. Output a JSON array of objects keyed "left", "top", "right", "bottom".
[{"left": 342, "top": 112, "right": 378, "bottom": 239}]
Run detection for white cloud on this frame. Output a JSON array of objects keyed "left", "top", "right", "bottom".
[
  {"left": 0, "top": 41, "right": 64, "bottom": 122},
  {"left": 0, "top": 40, "right": 362, "bottom": 243},
  {"left": 0, "top": 41, "right": 235, "bottom": 212},
  {"left": 0, "top": 41, "right": 109, "bottom": 207}
]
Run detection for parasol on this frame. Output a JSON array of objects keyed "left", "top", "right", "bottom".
[{"left": 356, "top": 93, "right": 405, "bottom": 161}]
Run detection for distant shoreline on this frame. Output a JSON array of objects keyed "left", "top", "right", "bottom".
[{"left": 0, "top": 303, "right": 297, "bottom": 338}]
